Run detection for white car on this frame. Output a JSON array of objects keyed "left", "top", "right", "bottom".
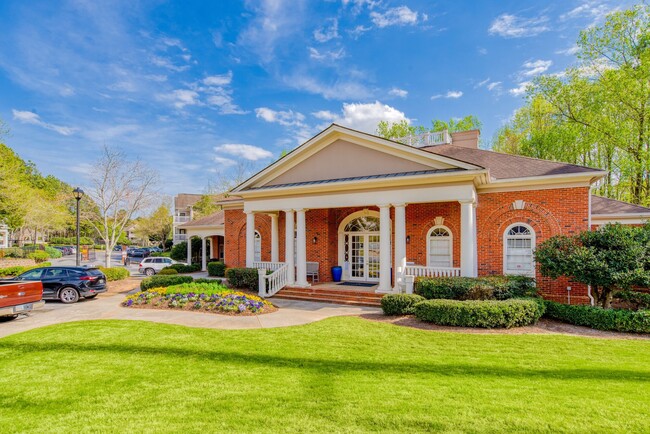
[{"left": 138, "top": 257, "right": 182, "bottom": 276}]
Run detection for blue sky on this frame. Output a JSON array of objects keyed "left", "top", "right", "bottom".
[{"left": 0, "top": 0, "right": 634, "bottom": 195}]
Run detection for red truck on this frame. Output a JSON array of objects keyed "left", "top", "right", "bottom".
[{"left": 0, "top": 280, "right": 45, "bottom": 318}]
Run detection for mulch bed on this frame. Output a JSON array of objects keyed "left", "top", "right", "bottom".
[
  {"left": 360, "top": 313, "right": 650, "bottom": 341},
  {"left": 103, "top": 277, "right": 141, "bottom": 295}
]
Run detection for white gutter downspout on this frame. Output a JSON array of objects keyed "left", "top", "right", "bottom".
[
  {"left": 587, "top": 187, "right": 595, "bottom": 306},
  {"left": 587, "top": 285, "right": 595, "bottom": 306}
]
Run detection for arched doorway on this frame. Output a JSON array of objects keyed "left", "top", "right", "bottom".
[{"left": 338, "top": 211, "right": 384, "bottom": 282}]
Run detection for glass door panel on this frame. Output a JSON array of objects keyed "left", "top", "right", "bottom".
[
  {"left": 350, "top": 235, "right": 365, "bottom": 279},
  {"left": 367, "top": 235, "right": 380, "bottom": 280}
]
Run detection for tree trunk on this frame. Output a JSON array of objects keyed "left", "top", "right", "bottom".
[{"left": 600, "top": 288, "right": 613, "bottom": 309}]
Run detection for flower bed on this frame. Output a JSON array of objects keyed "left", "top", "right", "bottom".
[{"left": 122, "top": 284, "right": 276, "bottom": 315}]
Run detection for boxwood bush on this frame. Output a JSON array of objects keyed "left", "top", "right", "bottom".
[
  {"left": 544, "top": 301, "right": 650, "bottom": 333},
  {"left": 140, "top": 275, "right": 193, "bottom": 291},
  {"left": 415, "top": 275, "right": 537, "bottom": 301},
  {"left": 27, "top": 251, "right": 50, "bottom": 263},
  {"left": 381, "top": 294, "right": 425, "bottom": 315},
  {"left": 44, "top": 246, "right": 62, "bottom": 259},
  {"left": 0, "top": 247, "right": 25, "bottom": 258},
  {"left": 98, "top": 267, "right": 130, "bottom": 281},
  {"left": 207, "top": 261, "right": 226, "bottom": 277},
  {"left": 0, "top": 262, "right": 52, "bottom": 277},
  {"left": 414, "top": 298, "right": 545, "bottom": 328},
  {"left": 225, "top": 267, "right": 260, "bottom": 290},
  {"left": 158, "top": 268, "right": 179, "bottom": 275},
  {"left": 168, "top": 263, "right": 201, "bottom": 273}
]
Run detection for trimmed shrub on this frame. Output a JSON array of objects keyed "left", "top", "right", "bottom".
[
  {"left": 614, "top": 290, "right": 650, "bottom": 310},
  {"left": 165, "top": 281, "right": 229, "bottom": 295},
  {"left": 415, "top": 275, "right": 537, "bottom": 301},
  {"left": 0, "top": 247, "right": 25, "bottom": 258},
  {"left": 49, "top": 236, "right": 94, "bottom": 245},
  {"left": 44, "top": 246, "right": 62, "bottom": 259},
  {"left": 140, "top": 275, "right": 193, "bottom": 291},
  {"left": 28, "top": 251, "right": 50, "bottom": 263},
  {"left": 225, "top": 267, "right": 259, "bottom": 290},
  {"left": 544, "top": 301, "right": 650, "bottom": 334},
  {"left": 98, "top": 267, "right": 130, "bottom": 281},
  {"left": 168, "top": 263, "right": 201, "bottom": 273},
  {"left": 207, "top": 262, "right": 226, "bottom": 277},
  {"left": 0, "top": 262, "right": 52, "bottom": 277},
  {"left": 381, "top": 294, "right": 425, "bottom": 315},
  {"left": 414, "top": 298, "right": 545, "bottom": 328},
  {"left": 158, "top": 268, "right": 179, "bottom": 275}
]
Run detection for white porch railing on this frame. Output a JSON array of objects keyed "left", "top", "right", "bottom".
[
  {"left": 252, "top": 261, "right": 284, "bottom": 271},
  {"left": 401, "top": 265, "right": 461, "bottom": 294},
  {"left": 173, "top": 234, "right": 187, "bottom": 243},
  {"left": 174, "top": 215, "right": 191, "bottom": 224},
  {"left": 392, "top": 130, "right": 451, "bottom": 147},
  {"left": 258, "top": 264, "right": 289, "bottom": 298}
]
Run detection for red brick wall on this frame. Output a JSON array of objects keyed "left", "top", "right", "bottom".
[{"left": 477, "top": 187, "right": 591, "bottom": 303}]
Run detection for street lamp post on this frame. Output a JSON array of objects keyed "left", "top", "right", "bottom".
[{"left": 73, "top": 187, "right": 84, "bottom": 266}]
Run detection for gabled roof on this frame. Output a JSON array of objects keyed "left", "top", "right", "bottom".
[
  {"left": 591, "top": 196, "right": 650, "bottom": 216},
  {"left": 423, "top": 145, "right": 605, "bottom": 180},
  {"left": 179, "top": 211, "right": 224, "bottom": 228}
]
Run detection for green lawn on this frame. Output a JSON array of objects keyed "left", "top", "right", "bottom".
[{"left": 1, "top": 318, "right": 649, "bottom": 433}]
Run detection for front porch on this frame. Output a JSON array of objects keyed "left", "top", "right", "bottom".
[{"left": 274, "top": 282, "right": 384, "bottom": 307}]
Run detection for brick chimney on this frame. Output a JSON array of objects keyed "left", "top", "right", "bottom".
[{"left": 450, "top": 129, "right": 480, "bottom": 149}]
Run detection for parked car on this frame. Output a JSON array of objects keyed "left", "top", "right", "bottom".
[
  {"left": 12, "top": 266, "right": 107, "bottom": 303},
  {"left": 138, "top": 257, "right": 181, "bottom": 276},
  {"left": 127, "top": 248, "right": 149, "bottom": 258},
  {"left": 0, "top": 279, "right": 45, "bottom": 318}
]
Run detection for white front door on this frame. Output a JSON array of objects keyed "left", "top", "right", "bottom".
[{"left": 348, "top": 233, "right": 380, "bottom": 282}]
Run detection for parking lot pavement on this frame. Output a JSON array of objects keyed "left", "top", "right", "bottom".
[{"left": 51, "top": 251, "right": 142, "bottom": 276}]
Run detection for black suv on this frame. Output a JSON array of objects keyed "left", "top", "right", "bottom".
[{"left": 14, "top": 266, "right": 107, "bottom": 303}]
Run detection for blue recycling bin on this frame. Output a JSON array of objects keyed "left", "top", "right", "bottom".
[{"left": 331, "top": 266, "right": 343, "bottom": 282}]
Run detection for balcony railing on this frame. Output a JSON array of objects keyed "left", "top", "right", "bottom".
[
  {"left": 173, "top": 234, "right": 187, "bottom": 243},
  {"left": 174, "top": 215, "right": 191, "bottom": 224},
  {"left": 392, "top": 130, "right": 451, "bottom": 147}
]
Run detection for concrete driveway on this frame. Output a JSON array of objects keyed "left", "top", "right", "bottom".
[{"left": 0, "top": 292, "right": 381, "bottom": 339}]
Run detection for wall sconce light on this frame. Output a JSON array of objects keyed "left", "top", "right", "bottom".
[
  {"left": 406, "top": 235, "right": 410, "bottom": 244},
  {"left": 312, "top": 236, "right": 318, "bottom": 244}
]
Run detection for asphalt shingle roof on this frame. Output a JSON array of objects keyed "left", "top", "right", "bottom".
[{"left": 591, "top": 195, "right": 650, "bottom": 216}]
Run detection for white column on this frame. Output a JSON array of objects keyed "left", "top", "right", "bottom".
[
  {"left": 186, "top": 236, "right": 191, "bottom": 264},
  {"left": 201, "top": 237, "right": 207, "bottom": 271},
  {"left": 295, "top": 208, "right": 308, "bottom": 287},
  {"left": 245, "top": 211, "right": 255, "bottom": 268},
  {"left": 284, "top": 210, "right": 295, "bottom": 285},
  {"left": 460, "top": 200, "right": 478, "bottom": 277},
  {"left": 377, "top": 204, "right": 392, "bottom": 293},
  {"left": 269, "top": 213, "right": 279, "bottom": 263},
  {"left": 393, "top": 203, "right": 407, "bottom": 292}
]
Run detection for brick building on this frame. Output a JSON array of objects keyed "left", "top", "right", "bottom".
[{"left": 211, "top": 124, "right": 650, "bottom": 304}]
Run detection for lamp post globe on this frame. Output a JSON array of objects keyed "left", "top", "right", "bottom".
[{"left": 73, "top": 187, "right": 84, "bottom": 266}]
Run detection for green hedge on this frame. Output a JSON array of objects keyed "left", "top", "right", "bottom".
[
  {"left": 27, "top": 251, "right": 50, "bottom": 263},
  {"left": 415, "top": 275, "right": 537, "bottom": 301},
  {"left": 225, "top": 268, "right": 260, "bottom": 291},
  {"left": 158, "top": 268, "right": 179, "bottom": 275},
  {"left": 0, "top": 262, "right": 52, "bottom": 277},
  {"left": 98, "top": 267, "right": 130, "bottom": 281},
  {"left": 207, "top": 262, "right": 226, "bottom": 277},
  {"left": 167, "top": 263, "right": 201, "bottom": 273},
  {"left": 414, "top": 298, "right": 545, "bottom": 329},
  {"left": 140, "top": 275, "right": 193, "bottom": 291},
  {"left": 381, "top": 294, "right": 425, "bottom": 315},
  {"left": 44, "top": 246, "right": 62, "bottom": 259},
  {"left": 614, "top": 291, "right": 650, "bottom": 310},
  {"left": 544, "top": 301, "right": 650, "bottom": 334},
  {"left": 0, "top": 247, "right": 25, "bottom": 258},
  {"left": 49, "top": 236, "right": 94, "bottom": 245}
]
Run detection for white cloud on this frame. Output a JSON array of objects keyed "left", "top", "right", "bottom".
[
  {"left": 12, "top": 109, "right": 75, "bottom": 136},
  {"left": 308, "top": 47, "right": 346, "bottom": 61},
  {"left": 488, "top": 14, "right": 549, "bottom": 38},
  {"left": 214, "top": 156, "right": 238, "bottom": 167},
  {"left": 389, "top": 87, "right": 408, "bottom": 98},
  {"left": 475, "top": 78, "right": 491, "bottom": 88},
  {"left": 487, "top": 81, "right": 502, "bottom": 91},
  {"left": 560, "top": 1, "right": 616, "bottom": 24},
  {"left": 203, "top": 71, "right": 233, "bottom": 86},
  {"left": 255, "top": 107, "right": 306, "bottom": 126},
  {"left": 342, "top": 0, "right": 380, "bottom": 14},
  {"left": 521, "top": 59, "right": 552, "bottom": 77},
  {"left": 214, "top": 143, "right": 273, "bottom": 161},
  {"left": 477, "top": 47, "right": 488, "bottom": 55},
  {"left": 313, "top": 101, "right": 410, "bottom": 134},
  {"left": 556, "top": 45, "right": 580, "bottom": 56},
  {"left": 159, "top": 89, "right": 200, "bottom": 109},
  {"left": 431, "top": 90, "right": 463, "bottom": 100},
  {"left": 284, "top": 73, "right": 371, "bottom": 100},
  {"left": 476, "top": 78, "right": 502, "bottom": 93},
  {"left": 313, "top": 19, "right": 339, "bottom": 42},
  {"left": 509, "top": 81, "right": 531, "bottom": 96},
  {"left": 370, "top": 6, "right": 427, "bottom": 28},
  {"left": 150, "top": 55, "right": 190, "bottom": 72},
  {"left": 349, "top": 25, "right": 372, "bottom": 37}
]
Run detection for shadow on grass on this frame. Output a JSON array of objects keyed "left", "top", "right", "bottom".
[{"left": 1, "top": 339, "right": 649, "bottom": 382}]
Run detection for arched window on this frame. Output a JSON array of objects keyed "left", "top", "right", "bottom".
[
  {"left": 503, "top": 224, "right": 535, "bottom": 276},
  {"left": 427, "top": 226, "right": 452, "bottom": 268},
  {"left": 344, "top": 216, "right": 380, "bottom": 232},
  {"left": 254, "top": 231, "right": 261, "bottom": 262}
]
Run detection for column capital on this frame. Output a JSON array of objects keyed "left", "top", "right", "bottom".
[
  {"left": 295, "top": 208, "right": 307, "bottom": 213},
  {"left": 392, "top": 203, "right": 407, "bottom": 208},
  {"left": 458, "top": 199, "right": 476, "bottom": 205},
  {"left": 377, "top": 203, "right": 391, "bottom": 209},
  {"left": 245, "top": 210, "right": 255, "bottom": 215},
  {"left": 266, "top": 212, "right": 279, "bottom": 217},
  {"left": 282, "top": 209, "right": 294, "bottom": 214}
]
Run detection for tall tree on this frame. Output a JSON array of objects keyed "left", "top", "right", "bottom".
[
  {"left": 85, "top": 146, "right": 158, "bottom": 266},
  {"left": 192, "top": 194, "right": 219, "bottom": 219},
  {"left": 134, "top": 202, "right": 173, "bottom": 249},
  {"left": 494, "top": 5, "right": 650, "bottom": 205},
  {"left": 376, "top": 115, "right": 482, "bottom": 140}
]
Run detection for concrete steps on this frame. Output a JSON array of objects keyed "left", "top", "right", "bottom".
[{"left": 273, "top": 286, "right": 384, "bottom": 307}]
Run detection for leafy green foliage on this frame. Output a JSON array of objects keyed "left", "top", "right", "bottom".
[
  {"left": 614, "top": 290, "right": 650, "bottom": 310},
  {"left": 544, "top": 301, "right": 650, "bottom": 333},
  {"left": 0, "top": 262, "right": 51, "bottom": 277},
  {"left": 376, "top": 115, "right": 481, "bottom": 140},
  {"left": 192, "top": 194, "right": 220, "bottom": 219},
  {"left": 158, "top": 268, "right": 179, "bottom": 275},
  {"left": 225, "top": 267, "right": 259, "bottom": 290},
  {"left": 169, "top": 238, "right": 204, "bottom": 262},
  {"left": 167, "top": 263, "right": 201, "bottom": 273},
  {"left": 98, "top": 267, "right": 130, "bottom": 281},
  {"left": 207, "top": 261, "right": 226, "bottom": 277},
  {"left": 44, "top": 246, "right": 62, "bottom": 259},
  {"left": 0, "top": 247, "right": 25, "bottom": 258},
  {"left": 380, "top": 294, "right": 425, "bottom": 315},
  {"left": 140, "top": 275, "right": 193, "bottom": 291},
  {"left": 165, "top": 281, "right": 229, "bottom": 296},
  {"left": 27, "top": 251, "right": 49, "bottom": 263},
  {"left": 49, "top": 237, "right": 94, "bottom": 245},
  {"left": 535, "top": 224, "right": 650, "bottom": 308},
  {"left": 415, "top": 275, "right": 537, "bottom": 300},
  {"left": 414, "top": 299, "right": 545, "bottom": 328}
]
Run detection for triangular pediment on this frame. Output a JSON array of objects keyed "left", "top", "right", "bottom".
[{"left": 233, "top": 124, "right": 480, "bottom": 192}]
